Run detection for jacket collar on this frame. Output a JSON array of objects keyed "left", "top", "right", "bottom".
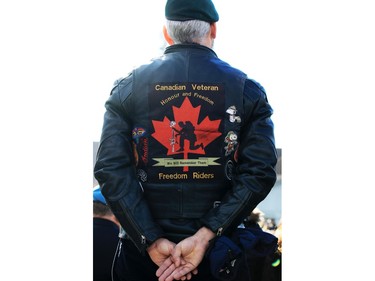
[{"left": 164, "top": 43, "right": 218, "bottom": 58}]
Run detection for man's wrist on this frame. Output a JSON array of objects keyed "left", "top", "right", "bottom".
[
  {"left": 146, "top": 237, "right": 162, "bottom": 253},
  {"left": 196, "top": 227, "right": 216, "bottom": 244}
]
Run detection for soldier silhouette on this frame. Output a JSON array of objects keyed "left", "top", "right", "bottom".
[{"left": 173, "top": 121, "right": 204, "bottom": 152}]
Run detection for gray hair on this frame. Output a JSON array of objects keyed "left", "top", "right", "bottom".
[{"left": 165, "top": 19, "right": 211, "bottom": 44}]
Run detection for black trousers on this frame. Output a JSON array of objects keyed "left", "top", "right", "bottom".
[{"left": 112, "top": 238, "right": 219, "bottom": 281}]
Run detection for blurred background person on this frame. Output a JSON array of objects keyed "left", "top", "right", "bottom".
[
  {"left": 243, "top": 207, "right": 266, "bottom": 228},
  {"left": 241, "top": 208, "right": 281, "bottom": 281},
  {"left": 93, "top": 185, "right": 120, "bottom": 281},
  {"left": 261, "top": 219, "right": 282, "bottom": 281}
]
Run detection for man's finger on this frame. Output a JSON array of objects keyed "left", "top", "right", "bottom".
[
  {"left": 157, "top": 263, "right": 177, "bottom": 281},
  {"left": 156, "top": 257, "right": 173, "bottom": 277},
  {"left": 185, "top": 272, "right": 192, "bottom": 280},
  {"left": 171, "top": 266, "right": 196, "bottom": 281},
  {"left": 171, "top": 246, "right": 182, "bottom": 267}
]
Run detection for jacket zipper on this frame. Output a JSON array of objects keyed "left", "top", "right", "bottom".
[
  {"left": 217, "top": 191, "right": 253, "bottom": 236},
  {"left": 119, "top": 200, "right": 148, "bottom": 251}
]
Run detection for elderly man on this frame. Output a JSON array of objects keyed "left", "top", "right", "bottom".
[{"left": 94, "top": 0, "right": 277, "bottom": 280}]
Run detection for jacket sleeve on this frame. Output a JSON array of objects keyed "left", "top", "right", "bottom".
[
  {"left": 200, "top": 79, "right": 278, "bottom": 236},
  {"left": 94, "top": 77, "right": 164, "bottom": 253}
]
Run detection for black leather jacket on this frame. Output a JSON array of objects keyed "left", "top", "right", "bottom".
[{"left": 94, "top": 44, "right": 277, "bottom": 253}]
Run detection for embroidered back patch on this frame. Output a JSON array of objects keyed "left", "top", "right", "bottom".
[{"left": 145, "top": 82, "right": 226, "bottom": 183}]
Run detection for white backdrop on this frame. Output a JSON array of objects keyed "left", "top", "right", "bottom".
[{"left": 1, "top": 1, "right": 374, "bottom": 280}]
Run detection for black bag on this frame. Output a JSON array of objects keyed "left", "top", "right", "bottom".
[{"left": 208, "top": 224, "right": 278, "bottom": 281}]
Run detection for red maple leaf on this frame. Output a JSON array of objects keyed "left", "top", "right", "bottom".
[{"left": 152, "top": 97, "right": 222, "bottom": 170}]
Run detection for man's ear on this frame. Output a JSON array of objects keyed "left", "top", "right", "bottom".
[
  {"left": 163, "top": 25, "right": 174, "bottom": 45},
  {"left": 210, "top": 23, "right": 217, "bottom": 39}
]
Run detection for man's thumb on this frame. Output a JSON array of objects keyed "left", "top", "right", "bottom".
[{"left": 171, "top": 246, "right": 182, "bottom": 267}]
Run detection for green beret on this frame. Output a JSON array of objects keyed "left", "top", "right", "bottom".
[{"left": 165, "top": 0, "right": 219, "bottom": 23}]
